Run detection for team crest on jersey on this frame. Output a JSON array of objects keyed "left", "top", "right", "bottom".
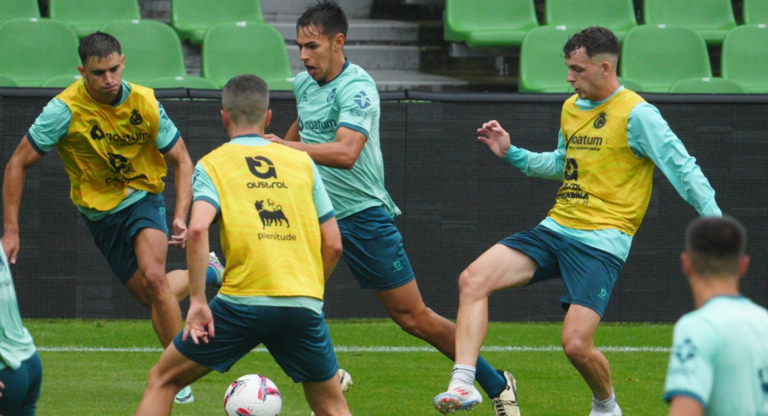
[
  {"left": 593, "top": 112, "right": 607, "bottom": 129},
  {"left": 353, "top": 91, "right": 371, "bottom": 109},
  {"left": 130, "top": 109, "right": 143, "bottom": 126},
  {"left": 327, "top": 87, "right": 337, "bottom": 103},
  {"left": 255, "top": 199, "right": 290, "bottom": 229},
  {"left": 301, "top": 91, "right": 308, "bottom": 102}
]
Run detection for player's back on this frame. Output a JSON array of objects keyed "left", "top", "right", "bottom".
[
  {"left": 0, "top": 245, "right": 36, "bottom": 370},
  {"left": 682, "top": 296, "right": 768, "bottom": 415}
]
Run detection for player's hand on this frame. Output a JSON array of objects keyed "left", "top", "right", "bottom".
[
  {"left": 183, "top": 301, "right": 215, "bottom": 345},
  {"left": 1, "top": 231, "right": 19, "bottom": 264},
  {"left": 263, "top": 134, "right": 285, "bottom": 145},
  {"left": 169, "top": 219, "right": 187, "bottom": 249},
  {"left": 0, "top": 380, "right": 4, "bottom": 398},
  {"left": 477, "top": 120, "right": 511, "bottom": 158}
]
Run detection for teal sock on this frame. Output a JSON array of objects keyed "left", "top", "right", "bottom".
[
  {"left": 475, "top": 355, "right": 506, "bottom": 398},
  {"left": 205, "top": 265, "right": 219, "bottom": 286}
]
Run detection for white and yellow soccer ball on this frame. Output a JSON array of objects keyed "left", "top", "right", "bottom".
[{"left": 224, "top": 374, "right": 282, "bottom": 416}]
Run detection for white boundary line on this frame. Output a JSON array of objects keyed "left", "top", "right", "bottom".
[{"left": 37, "top": 345, "right": 671, "bottom": 353}]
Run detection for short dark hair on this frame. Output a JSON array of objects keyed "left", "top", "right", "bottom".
[
  {"left": 685, "top": 216, "right": 747, "bottom": 276},
  {"left": 296, "top": 0, "right": 348, "bottom": 38},
  {"left": 563, "top": 26, "right": 621, "bottom": 60},
  {"left": 78, "top": 32, "right": 122, "bottom": 64},
  {"left": 222, "top": 74, "right": 269, "bottom": 126}
]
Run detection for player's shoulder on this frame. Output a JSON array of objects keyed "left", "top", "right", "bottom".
[
  {"left": 294, "top": 72, "right": 313, "bottom": 93},
  {"left": 341, "top": 62, "right": 377, "bottom": 89}
]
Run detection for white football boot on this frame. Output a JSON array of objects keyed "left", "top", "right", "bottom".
[
  {"left": 433, "top": 381, "right": 482, "bottom": 414},
  {"left": 492, "top": 371, "right": 520, "bottom": 416}
]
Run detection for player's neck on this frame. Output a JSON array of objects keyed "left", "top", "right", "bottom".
[
  {"left": 690, "top": 275, "right": 740, "bottom": 308},
  {"left": 591, "top": 79, "right": 621, "bottom": 102},
  {"left": 228, "top": 126, "right": 265, "bottom": 139},
  {"left": 324, "top": 55, "right": 347, "bottom": 84}
]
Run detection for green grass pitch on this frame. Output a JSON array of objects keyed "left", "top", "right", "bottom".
[{"left": 26, "top": 319, "right": 673, "bottom": 415}]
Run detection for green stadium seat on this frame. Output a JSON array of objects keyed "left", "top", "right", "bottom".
[
  {"left": 99, "top": 20, "right": 186, "bottom": 85},
  {"left": 617, "top": 77, "right": 643, "bottom": 92},
  {"left": 519, "top": 25, "right": 582, "bottom": 93},
  {"left": 42, "top": 74, "right": 83, "bottom": 88},
  {"left": 172, "top": 0, "right": 263, "bottom": 45},
  {"left": 202, "top": 22, "right": 293, "bottom": 91},
  {"left": 444, "top": 0, "right": 538, "bottom": 48},
  {"left": 744, "top": 0, "right": 768, "bottom": 24},
  {"left": 643, "top": 0, "right": 736, "bottom": 45},
  {"left": 544, "top": 0, "right": 637, "bottom": 42},
  {"left": 721, "top": 25, "right": 768, "bottom": 93},
  {"left": 146, "top": 76, "right": 219, "bottom": 90},
  {"left": 0, "top": 75, "right": 18, "bottom": 87},
  {"left": 49, "top": 0, "right": 140, "bottom": 39},
  {"left": 0, "top": 18, "right": 80, "bottom": 87},
  {"left": 669, "top": 77, "right": 746, "bottom": 93},
  {"left": 620, "top": 25, "right": 711, "bottom": 93},
  {"left": 0, "top": 0, "right": 40, "bottom": 23}
]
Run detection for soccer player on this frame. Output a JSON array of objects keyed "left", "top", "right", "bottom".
[
  {"left": 664, "top": 216, "right": 768, "bottom": 416},
  {"left": 1, "top": 32, "right": 222, "bottom": 403},
  {"left": 0, "top": 243, "right": 42, "bottom": 416},
  {"left": 434, "top": 26, "right": 722, "bottom": 415},
  {"left": 135, "top": 74, "right": 351, "bottom": 416},
  {"left": 264, "top": 1, "right": 516, "bottom": 414}
]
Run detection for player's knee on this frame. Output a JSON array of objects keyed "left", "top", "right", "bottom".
[
  {"left": 142, "top": 266, "right": 170, "bottom": 297},
  {"left": 146, "top": 364, "right": 178, "bottom": 392},
  {"left": 561, "top": 335, "right": 590, "bottom": 363},
  {"left": 458, "top": 268, "right": 488, "bottom": 298}
]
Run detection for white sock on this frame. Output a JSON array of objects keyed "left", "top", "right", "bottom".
[
  {"left": 592, "top": 391, "right": 617, "bottom": 412},
  {"left": 449, "top": 364, "right": 476, "bottom": 388}
]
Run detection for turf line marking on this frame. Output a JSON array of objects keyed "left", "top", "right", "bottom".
[{"left": 37, "top": 345, "right": 671, "bottom": 353}]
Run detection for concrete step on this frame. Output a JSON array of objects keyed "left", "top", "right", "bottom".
[
  {"left": 289, "top": 44, "right": 421, "bottom": 71},
  {"left": 269, "top": 19, "right": 420, "bottom": 43},
  {"left": 366, "top": 70, "right": 467, "bottom": 92},
  {"left": 260, "top": 0, "right": 373, "bottom": 19}
]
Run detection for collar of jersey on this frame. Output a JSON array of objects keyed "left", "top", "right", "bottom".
[
  {"left": 703, "top": 294, "right": 747, "bottom": 306},
  {"left": 82, "top": 79, "right": 131, "bottom": 107},
  {"left": 315, "top": 59, "right": 351, "bottom": 87},
  {"left": 229, "top": 134, "right": 269, "bottom": 146},
  {"left": 575, "top": 85, "right": 625, "bottom": 111}
]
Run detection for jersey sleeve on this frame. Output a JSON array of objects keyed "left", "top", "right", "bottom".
[
  {"left": 155, "top": 101, "right": 181, "bottom": 153},
  {"left": 503, "top": 129, "right": 566, "bottom": 181},
  {"left": 664, "top": 314, "right": 720, "bottom": 407},
  {"left": 336, "top": 79, "right": 378, "bottom": 139},
  {"left": 311, "top": 159, "right": 335, "bottom": 223},
  {"left": 627, "top": 103, "right": 721, "bottom": 217},
  {"left": 192, "top": 163, "right": 220, "bottom": 213},
  {"left": 26, "top": 98, "right": 72, "bottom": 155}
]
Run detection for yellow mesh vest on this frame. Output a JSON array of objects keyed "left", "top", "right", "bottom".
[
  {"left": 548, "top": 89, "right": 655, "bottom": 236},
  {"left": 55, "top": 81, "right": 164, "bottom": 211},
  {"left": 201, "top": 142, "right": 325, "bottom": 299}
]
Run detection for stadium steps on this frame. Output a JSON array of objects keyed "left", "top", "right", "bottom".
[{"left": 139, "top": 0, "right": 466, "bottom": 91}]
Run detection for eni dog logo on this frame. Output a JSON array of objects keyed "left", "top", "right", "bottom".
[{"left": 246, "top": 156, "right": 277, "bottom": 179}]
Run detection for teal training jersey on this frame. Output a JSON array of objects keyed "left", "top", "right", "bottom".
[
  {"left": 0, "top": 243, "right": 36, "bottom": 371},
  {"left": 293, "top": 60, "right": 400, "bottom": 220},
  {"left": 664, "top": 296, "right": 768, "bottom": 415}
]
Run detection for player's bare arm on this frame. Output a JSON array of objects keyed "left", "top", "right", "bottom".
[
  {"left": 2, "top": 136, "right": 43, "bottom": 264},
  {"left": 264, "top": 127, "right": 366, "bottom": 169},
  {"left": 319, "top": 217, "right": 343, "bottom": 281},
  {"left": 163, "top": 137, "right": 194, "bottom": 248},
  {"left": 477, "top": 120, "right": 511, "bottom": 158},
  {"left": 667, "top": 395, "right": 704, "bottom": 416},
  {"left": 184, "top": 200, "right": 218, "bottom": 344},
  {"left": 284, "top": 119, "right": 301, "bottom": 142}
]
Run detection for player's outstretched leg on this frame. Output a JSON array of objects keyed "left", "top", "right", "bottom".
[
  {"left": 303, "top": 371, "right": 352, "bottom": 416},
  {"left": 310, "top": 369, "right": 353, "bottom": 416}
]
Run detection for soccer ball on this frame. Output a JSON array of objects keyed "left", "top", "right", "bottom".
[{"left": 224, "top": 374, "right": 282, "bottom": 416}]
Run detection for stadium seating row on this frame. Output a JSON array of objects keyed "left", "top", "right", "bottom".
[
  {"left": 0, "top": 0, "right": 264, "bottom": 45},
  {"left": 446, "top": 0, "right": 768, "bottom": 47},
  {"left": 0, "top": 18, "right": 292, "bottom": 90},
  {"left": 519, "top": 24, "right": 768, "bottom": 93}
]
